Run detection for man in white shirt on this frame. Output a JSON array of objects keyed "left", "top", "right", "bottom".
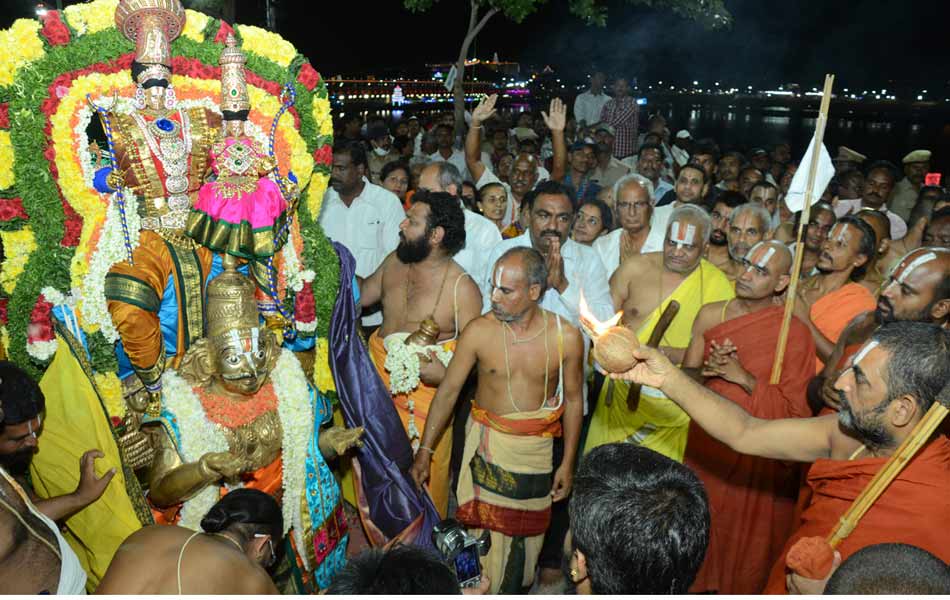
[
  {"left": 573, "top": 71, "right": 611, "bottom": 129},
  {"left": 481, "top": 180, "right": 614, "bottom": 326},
  {"left": 319, "top": 141, "right": 406, "bottom": 326},
  {"left": 418, "top": 161, "right": 502, "bottom": 284},
  {"left": 428, "top": 123, "right": 489, "bottom": 182},
  {"left": 594, "top": 174, "right": 656, "bottom": 276},
  {"left": 834, "top": 162, "right": 908, "bottom": 239},
  {"left": 643, "top": 163, "right": 710, "bottom": 252}
]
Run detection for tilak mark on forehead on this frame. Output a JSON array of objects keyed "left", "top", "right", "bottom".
[
  {"left": 897, "top": 252, "right": 938, "bottom": 284},
  {"left": 835, "top": 223, "right": 851, "bottom": 243},
  {"left": 852, "top": 340, "right": 879, "bottom": 368},
  {"left": 670, "top": 221, "right": 696, "bottom": 249}
]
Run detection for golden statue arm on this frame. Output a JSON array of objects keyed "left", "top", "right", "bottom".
[
  {"left": 144, "top": 426, "right": 234, "bottom": 508},
  {"left": 318, "top": 425, "right": 364, "bottom": 460}
]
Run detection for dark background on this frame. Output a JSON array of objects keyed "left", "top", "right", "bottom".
[{"left": 5, "top": 0, "right": 950, "bottom": 89}]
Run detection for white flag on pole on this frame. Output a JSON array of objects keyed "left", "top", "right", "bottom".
[
  {"left": 784, "top": 135, "right": 835, "bottom": 213},
  {"left": 443, "top": 65, "right": 457, "bottom": 93}
]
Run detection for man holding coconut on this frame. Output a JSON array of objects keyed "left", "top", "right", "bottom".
[
  {"left": 585, "top": 204, "right": 734, "bottom": 461},
  {"left": 410, "top": 247, "right": 585, "bottom": 594}
]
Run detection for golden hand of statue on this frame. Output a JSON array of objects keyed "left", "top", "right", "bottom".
[
  {"left": 106, "top": 168, "right": 126, "bottom": 191},
  {"left": 199, "top": 451, "right": 247, "bottom": 480},
  {"left": 320, "top": 426, "right": 364, "bottom": 458}
]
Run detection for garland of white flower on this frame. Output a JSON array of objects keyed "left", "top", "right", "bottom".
[
  {"left": 382, "top": 332, "right": 454, "bottom": 396},
  {"left": 160, "top": 367, "right": 230, "bottom": 530},
  {"left": 270, "top": 348, "right": 314, "bottom": 571},
  {"left": 81, "top": 191, "right": 140, "bottom": 342}
]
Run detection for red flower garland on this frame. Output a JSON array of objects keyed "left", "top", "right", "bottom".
[
  {"left": 312, "top": 144, "right": 332, "bottom": 167},
  {"left": 294, "top": 281, "right": 316, "bottom": 325},
  {"left": 39, "top": 11, "right": 70, "bottom": 47},
  {"left": 0, "top": 198, "right": 28, "bottom": 222},
  {"left": 0, "top": 298, "right": 8, "bottom": 326},
  {"left": 61, "top": 200, "right": 82, "bottom": 247},
  {"left": 0, "top": 104, "right": 8, "bottom": 130},
  {"left": 214, "top": 21, "right": 235, "bottom": 45},
  {"left": 297, "top": 63, "right": 320, "bottom": 91}
]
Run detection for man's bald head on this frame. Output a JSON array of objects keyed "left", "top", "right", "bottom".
[
  {"left": 418, "top": 162, "right": 462, "bottom": 197},
  {"left": 877, "top": 247, "right": 950, "bottom": 324},
  {"left": 735, "top": 240, "right": 792, "bottom": 300},
  {"left": 825, "top": 543, "right": 950, "bottom": 595},
  {"left": 489, "top": 247, "right": 547, "bottom": 323}
]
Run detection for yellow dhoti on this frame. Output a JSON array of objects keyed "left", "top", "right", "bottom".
[
  {"left": 584, "top": 259, "right": 734, "bottom": 461},
  {"left": 366, "top": 330, "right": 454, "bottom": 517}
]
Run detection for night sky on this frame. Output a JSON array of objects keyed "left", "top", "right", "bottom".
[{"left": 4, "top": 0, "right": 949, "bottom": 88}]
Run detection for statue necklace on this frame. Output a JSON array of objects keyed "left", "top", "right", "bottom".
[
  {"left": 502, "top": 312, "right": 550, "bottom": 413},
  {"left": 404, "top": 260, "right": 452, "bottom": 327}
]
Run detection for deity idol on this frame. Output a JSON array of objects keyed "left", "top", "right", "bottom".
[{"left": 139, "top": 258, "right": 362, "bottom": 591}]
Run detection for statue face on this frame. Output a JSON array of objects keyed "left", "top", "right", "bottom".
[{"left": 213, "top": 327, "right": 273, "bottom": 395}]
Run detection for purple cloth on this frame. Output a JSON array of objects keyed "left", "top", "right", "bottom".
[{"left": 328, "top": 242, "right": 439, "bottom": 549}]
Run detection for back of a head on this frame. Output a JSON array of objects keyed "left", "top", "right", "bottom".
[
  {"left": 825, "top": 543, "right": 950, "bottom": 595},
  {"left": 325, "top": 544, "right": 460, "bottom": 595},
  {"left": 200, "top": 488, "right": 283, "bottom": 542},
  {"left": 569, "top": 443, "right": 709, "bottom": 595},
  {"left": 873, "top": 321, "right": 950, "bottom": 414},
  {"left": 0, "top": 361, "right": 44, "bottom": 431}
]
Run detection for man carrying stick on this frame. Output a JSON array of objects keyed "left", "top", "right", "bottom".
[
  {"left": 679, "top": 241, "right": 816, "bottom": 594},
  {"left": 410, "top": 247, "right": 585, "bottom": 594},
  {"left": 607, "top": 321, "right": 950, "bottom": 593}
]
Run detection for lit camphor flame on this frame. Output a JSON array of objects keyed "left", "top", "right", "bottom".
[{"left": 578, "top": 292, "right": 622, "bottom": 339}]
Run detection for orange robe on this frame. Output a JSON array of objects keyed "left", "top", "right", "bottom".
[
  {"left": 686, "top": 306, "right": 815, "bottom": 594},
  {"left": 809, "top": 282, "right": 876, "bottom": 372},
  {"left": 763, "top": 436, "right": 950, "bottom": 593},
  {"left": 367, "top": 330, "right": 454, "bottom": 517}
]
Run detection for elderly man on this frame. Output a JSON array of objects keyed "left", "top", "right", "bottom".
[
  {"left": 610, "top": 321, "right": 950, "bottom": 594},
  {"left": 681, "top": 242, "right": 815, "bottom": 594},
  {"left": 358, "top": 191, "right": 483, "bottom": 517},
  {"left": 467, "top": 95, "right": 566, "bottom": 228},
  {"left": 889, "top": 149, "right": 932, "bottom": 222},
  {"left": 585, "top": 205, "right": 734, "bottom": 461},
  {"left": 705, "top": 191, "right": 747, "bottom": 273},
  {"left": 719, "top": 203, "right": 773, "bottom": 281},
  {"left": 834, "top": 161, "right": 908, "bottom": 239},
  {"left": 410, "top": 247, "right": 585, "bottom": 594},
  {"left": 793, "top": 216, "right": 879, "bottom": 371},
  {"left": 320, "top": 141, "right": 406, "bottom": 326},
  {"left": 593, "top": 174, "right": 656, "bottom": 276},
  {"left": 418, "top": 162, "right": 502, "bottom": 285}
]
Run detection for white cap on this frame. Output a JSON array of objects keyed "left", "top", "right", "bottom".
[{"left": 675, "top": 129, "right": 691, "bottom": 140}]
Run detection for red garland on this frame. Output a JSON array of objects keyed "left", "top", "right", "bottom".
[
  {"left": 0, "top": 104, "right": 8, "bottom": 130},
  {"left": 0, "top": 198, "right": 28, "bottom": 222},
  {"left": 312, "top": 144, "right": 332, "bottom": 167},
  {"left": 0, "top": 298, "right": 7, "bottom": 326},
  {"left": 297, "top": 63, "right": 321, "bottom": 91},
  {"left": 40, "top": 11, "right": 70, "bottom": 46},
  {"left": 214, "top": 21, "right": 235, "bottom": 44},
  {"left": 27, "top": 296, "right": 54, "bottom": 343},
  {"left": 61, "top": 200, "right": 82, "bottom": 247},
  {"left": 295, "top": 281, "right": 316, "bottom": 324}
]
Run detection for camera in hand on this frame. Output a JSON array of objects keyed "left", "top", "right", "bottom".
[{"left": 432, "top": 519, "right": 491, "bottom": 589}]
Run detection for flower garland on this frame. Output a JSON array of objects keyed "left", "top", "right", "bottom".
[
  {"left": 81, "top": 192, "right": 140, "bottom": 342},
  {"left": 271, "top": 348, "right": 314, "bottom": 552},
  {"left": 93, "top": 371, "right": 125, "bottom": 420},
  {"left": 0, "top": 3, "right": 337, "bottom": 375},
  {"left": 312, "top": 338, "right": 336, "bottom": 394},
  {"left": 382, "top": 332, "right": 454, "bottom": 396},
  {"left": 0, "top": 130, "right": 14, "bottom": 189},
  {"left": 160, "top": 367, "right": 230, "bottom": 531}
]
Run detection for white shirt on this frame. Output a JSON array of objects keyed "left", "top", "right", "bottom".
[
  {"left": 574, "top": 90, "right": 612, "bottom": 127},
  {"left": 481, "top": 232, "right": 615, "bottom": 327},
  {"left": 455, "top": 206, "right": 503, "bottom": 287},
  {"left": 428, "top": 148, "right": 490, "bottom": 182},
  {"left": 593, "top": 227, "right": 663, "bottom": 277},
  {"left": 319, "top": 178, "right": 405, "bottom": 325},
  {"left": 833, "top": 198, "right": 908, "bottom": 240},
  {"left": 643, "top": 202, "right": 678, "bottom": 252},
  {"left": 653, "top": 179, "right": 675, "bottom": 204}
]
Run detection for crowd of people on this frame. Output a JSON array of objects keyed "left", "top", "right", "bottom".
[{"left": 4, "top": 66, "right": 950, "bottom": 595}]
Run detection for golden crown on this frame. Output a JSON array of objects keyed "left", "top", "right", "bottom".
[
  {"left": 220, "top": 33, "right": 250, "bottom": 114},
  {"left": 115, "top": 0, "right": 185, "bottom": 66},
  {"left": 205, "top": 262, "right": 259, "bottom": 340}
]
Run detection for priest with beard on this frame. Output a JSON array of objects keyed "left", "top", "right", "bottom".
[
  {"left": 0, "top": 361, "right": 115, "bottom": 523},
  {"left": 358, "top": 191, "right": 483, "bottom": 516}
]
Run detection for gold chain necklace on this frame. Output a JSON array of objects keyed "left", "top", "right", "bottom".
[{"left": 502, "top": 313, "right": 549, "bottom": 413}]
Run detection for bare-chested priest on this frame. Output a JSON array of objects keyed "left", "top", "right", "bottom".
[
  {"left": 359, "top": 190, "right": 483, "bottom": 516},
  {"left": 585, "top": 204, "right": 735, "bottom": 461},
  {"left": 410, "top": 247, "right": 584, "bottom": 594}
]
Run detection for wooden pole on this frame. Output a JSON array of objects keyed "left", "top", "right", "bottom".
[{"left": 769, "top": 74, "right": 835, "bottom": 384}]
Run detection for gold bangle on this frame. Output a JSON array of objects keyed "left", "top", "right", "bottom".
[{"left": 419, "top": 445, "right": 435, "bottom": 455}]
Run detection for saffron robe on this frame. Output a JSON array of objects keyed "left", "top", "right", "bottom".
[
  {"left": 584, "top": 259, "right": 734, "bottom": 461},
  {"left": 686, "top": 305, "right": 815, "bottom": 594},
  {"left": 763, "top": 436, "right": 950, "bottom": 593},
  {"left": 810, "top": 282, "right": 876, "bottom": 372}
]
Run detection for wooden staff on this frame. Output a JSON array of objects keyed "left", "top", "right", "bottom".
[
  {"left": 624, "top": 301, "right": 680, "bottom": 411},
  {"left": 827, "top": 384, "right": 950, "bottom": 548},
  {"left": 769, "top": 74, "right": 835, "bottom": 384}
]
